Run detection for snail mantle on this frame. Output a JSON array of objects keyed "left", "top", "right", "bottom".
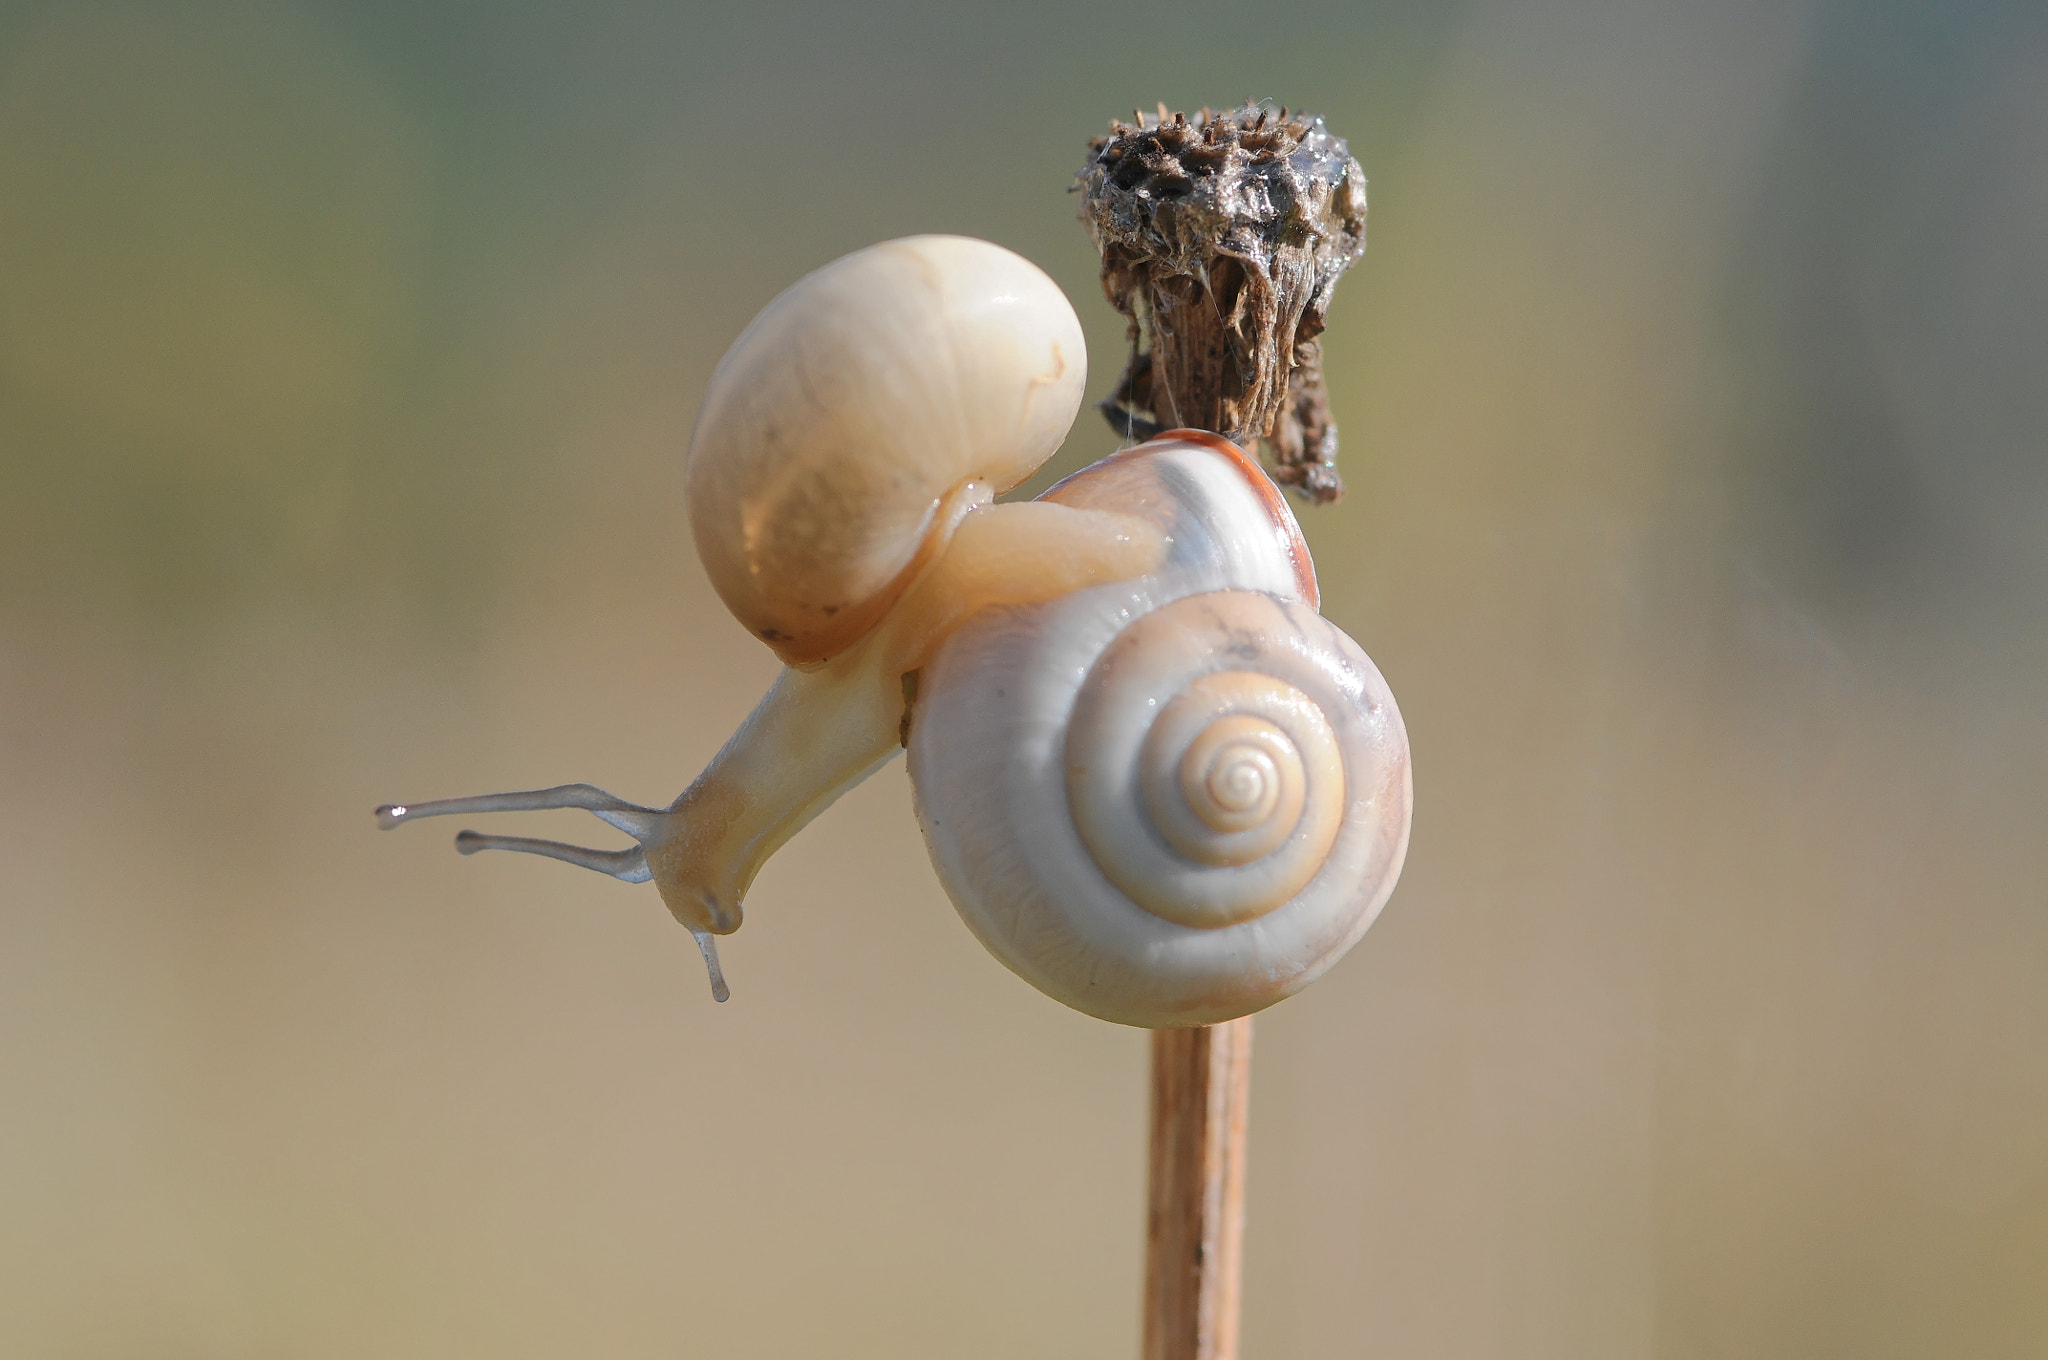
[{"left": 377, "top": 234, "right": 1411, "bottom": 1029}]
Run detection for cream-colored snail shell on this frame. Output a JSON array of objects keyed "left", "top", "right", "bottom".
[
  {"left": 686, "top": 234, "right": 1087, "bottom": 665},
  {"left": 909, "top": 434, "right": 1411, "bottom": 1027}
]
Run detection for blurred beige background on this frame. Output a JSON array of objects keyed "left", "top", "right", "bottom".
[{"left": 3, "top": 1, "right": 2045, "bottom": 1356}]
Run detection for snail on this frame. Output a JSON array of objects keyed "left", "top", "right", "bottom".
[{"left": 378, "top": 233, "right": 1411, "bottom": 1028}]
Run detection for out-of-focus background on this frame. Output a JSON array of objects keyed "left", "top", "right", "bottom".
[{"left": 3, "top": 0, "right": 2044, "bottom": 1354}]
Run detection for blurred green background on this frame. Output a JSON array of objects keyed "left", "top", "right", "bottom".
[{"left": 3, "top": 0, "right": 2045, "bottom": 1355}]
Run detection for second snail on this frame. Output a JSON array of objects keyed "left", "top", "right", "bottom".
[{"left": 378, "top": 234, "right": 1411, "bottom": 1028}]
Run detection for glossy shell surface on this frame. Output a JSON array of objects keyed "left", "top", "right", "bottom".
[
  {"left": 686, "top": 235, "right": 1088, "bottom": 665},
  {"left": 907, "top": 435, "right": 1411, "bottom": 1027}
]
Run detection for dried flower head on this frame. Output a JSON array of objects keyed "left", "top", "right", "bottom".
[{"left": 1077, "top": 103, "right": 1367, "bottom": 503}]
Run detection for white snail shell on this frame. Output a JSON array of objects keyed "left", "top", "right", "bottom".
[
  {"left": 381, "top": 235, "right": 1410, "bottom": 1026},
  {"left": 910, "top": 433, "right": 1411, "bottom": 1027}
]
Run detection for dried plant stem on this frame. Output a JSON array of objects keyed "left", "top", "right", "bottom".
[
  {"left": 1078, "top": 101, "right": 1365, "bottom": 1357},
  {"left": 1077, "top": 104, "right": 1367, "bottom": 503},
  {"left": 1143, "top": 1019, "right": 1254, "bottom": 1360}
]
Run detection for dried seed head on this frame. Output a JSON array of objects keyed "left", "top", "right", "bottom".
[{"left": 1076, "top": 102, "right": 1367, "bottom": 503}]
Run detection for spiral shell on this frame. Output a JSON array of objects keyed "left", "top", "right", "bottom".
[
  {"left": 908, "top": 435, "right": 1411, "bottom": 1027},
  {"left": 1068, "top": 600, "right": 1349, "bottom": 930}
]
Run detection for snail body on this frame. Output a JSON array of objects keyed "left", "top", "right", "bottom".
[{"left": 378, "top": 234, "right": 1410, "bottom": 1025}]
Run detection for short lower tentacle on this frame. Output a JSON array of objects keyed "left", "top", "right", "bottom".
[{"left": 453, "top": 831, "right": 652, "bottom": 883}]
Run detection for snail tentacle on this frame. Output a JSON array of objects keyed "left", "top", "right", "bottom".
[
  {"left": 376, "top": 784, "right": 664, "bottom": 840},
  {"left": 453, "top": 830, "right": 652, "bottom": 883}
]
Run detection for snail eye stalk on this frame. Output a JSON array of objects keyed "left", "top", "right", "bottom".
[
  {"left": 376, "top": 783, "right": 663, "bottom": 838},
  {"left": 375, "top": 785, "right": 729, "bottom": 1002}
]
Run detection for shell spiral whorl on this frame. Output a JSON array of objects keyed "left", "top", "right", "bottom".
[
  {"left": 1068, "top": 595, "right": 1348, "bottom": 930},
  {"left": 909, "top": 435, "right": 1412, "bottom": 1029}
]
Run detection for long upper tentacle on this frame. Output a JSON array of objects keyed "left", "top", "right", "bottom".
[{"left": 377, "top": 784, "right": 664, "bottom": 841}]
